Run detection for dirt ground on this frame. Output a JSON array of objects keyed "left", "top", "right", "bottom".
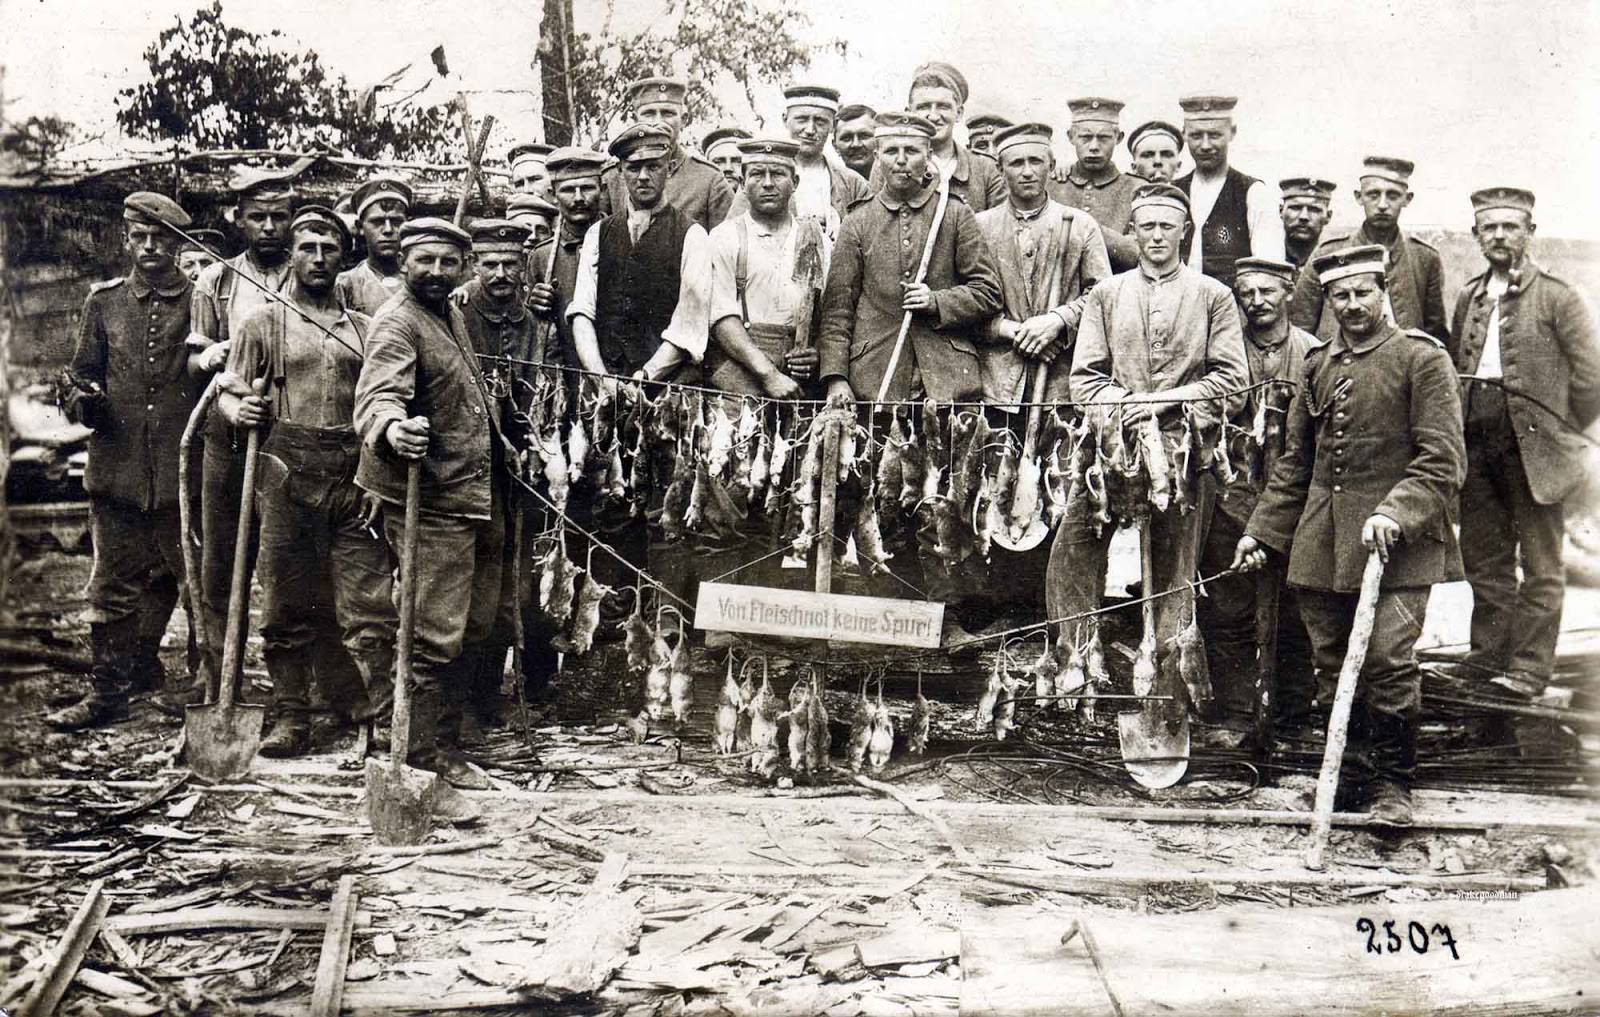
[{"left": 2, "top": 542, "right": 1596, "bottom": 1015}]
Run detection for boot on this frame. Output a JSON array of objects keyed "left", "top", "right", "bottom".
[
  {"left": 127, "top": 640, "right": 167, "bottom": 694},
  {"left": 407, "top": 682, "right": 489, "bottom": 791},
  {"left": 47, "top": 621, "right": 133, "bottom": 730},
  {"left": 258, "top": 650, "right": 314, "bottom": 758},
  {"left": 258, "top": 713, "right": 312, "bottom": 758},
  {"left": 430, "top": 780, "right": 483, "bottom": 826},
  {"left": 1366, "top": 707, "right": 1417, "bottom": 827},
  {"left": 469, "top": 643, "right": 510, "bottom": 728}
]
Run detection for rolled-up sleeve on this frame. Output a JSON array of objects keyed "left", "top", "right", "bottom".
[
  {"left": 707, "top": 219, "right": 743, "bottom": 327},
  {"left": 353, "top": 310, "right": 417, "bottom": 455},
  {"left": 564, "top": 223, "right": 602, "bottom": 324},
  {"left": 189, "top": 265, "right": 226, "bottom": 348},
  {"left": 660, "top": 223, "right": 712, "bottom": 361}
]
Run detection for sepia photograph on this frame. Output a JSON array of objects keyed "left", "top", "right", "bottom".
[{"left": 0, "top": 0, "right": 1596, "bottom": 1012}]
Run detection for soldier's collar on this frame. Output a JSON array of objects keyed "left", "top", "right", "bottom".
[
  {"left": 1068, "top": 162, "right": 1120, "bottom": 188},
  {"left": 877, "top": 182, "right": 938, "bottom": 212},
  {"left": 127, "top": 268, "right": 189, "bottom": 299},
  {"left": 1246, "top": 317, "right": 1291, "bottom": 350},
  {"left": 470, "top": 284, "right": 527, "bottom": 323},
  {"left": 1331, "top": 323, "right": 1399, "bottom": 356}
]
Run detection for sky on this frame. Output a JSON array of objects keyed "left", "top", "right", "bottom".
[{"left": 3, "top": 0, "right": 1598, "bottom": 237}]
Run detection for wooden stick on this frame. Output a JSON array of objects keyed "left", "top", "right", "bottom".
[
  {"left": 850, "top": 772, "right": 974, "bottom": 864},
  {"left": 968, "top": 865, "right": 1546, "bottom": 895},
  {"left": 1306, "top": 550, "right": 1386, "bottom": 870},
  {"left": 390, "top": 462, "right": 422, "bottom": 770},
  {"left": 874, "top": 175, "right": 953, "bottom": 405},
  {"left": 177, "top": 375, "right": 222, "bottom": 676},
  {"left": 1252, "top": 565, "right": 1281, "bottom": 763},
  {"left": 17, "top": 879, "right": 108, "bottom": 1017},
  {"left": 104, "top": 905, "right": 370, "bottom": 936},
  {"left": 309, "top": 875, "right": 359, "bottom": 1017},
  {"left": 216, "top": 422, "right": 261, "bottom": 711}
]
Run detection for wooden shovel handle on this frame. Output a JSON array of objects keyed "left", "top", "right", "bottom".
[
  {"left": 217, "top": 422, "right": 261, "bottom": 710},
  {"left": 875, "top": 175, "right": 953, "bottom": 405},
  {"left": 391, "top": 461, "right": 423, "bottom": 769}
]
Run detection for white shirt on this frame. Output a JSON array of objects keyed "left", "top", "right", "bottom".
[
  {"left": 795, "top": 160, "right": 833, "bottom": 224},
  {"left": 1185, "top": 170, "right": 1284, "bottom": 270},
  {"left": 708, "top": 212, "right": 834, "bottom": 327},
  {"left": 565, "top": 214, "right": 713, "bottom": 362},
  {"left": 1475, "top": 274, "right": 1510, "bottom": 379}
]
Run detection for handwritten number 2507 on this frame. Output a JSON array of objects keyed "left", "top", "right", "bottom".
[{"left": 1355, "top": 918, "right": 1460, "bottom": 960}]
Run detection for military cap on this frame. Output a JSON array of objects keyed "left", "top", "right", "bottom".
[
  {"left": 1358, "top": 156, "right": 1415, "bottom": 187},
  {"left": 506, "top": 141, "right": 554, "bottom": 168},
  {"left": 874, "top": 110, "right": 936, "bottom": 140},
  {"left": 608, "top": 122, "right": 675, "bottom": 162},
  {"left": 180, "top": 227, "right": 227, "bottom": 253},
  {"left": 546, "top": 146, "right": 609, "bottom": 183},
  {"left": 1470, "top": 186, "right": 1536, "bottom": 215},
  {"left": 1127, "top": 120, "right": 1184, "bottom": 154},
  {"left": 1313, "top": 243, "right": 1387, "bottom": 286},
  {"left": 627, "top": 75, "right": 688, "bottom": 109},
  {"left": 700, "top": 126, "right": 752, "bottom": 155},
  {"left": 737, "top": 135, "right": 800, "bottom": 170},
  {"left": 1178, "top": 94, "right": 1238, "bottom": 121},
  {"left": 1130, "top": 182, "right": 1190, "bottom": 215},
  {"left": 1233, "top": 256, "right": 1297, "bottom": 285},
  {"left": 469, "top": 218, "right": 532, "bottom": 253},
  {"left": 1068, "top": 97, "right": 1125, "bottom": 126},
  {"left": 350, "top": 176, "right": 414, "bottom": 219},
  {"left": 399, "top": 216, "right": 471, "bottom": 251},
  {"left": 123, "top": 191, "right": 192, "bottom": 229},
  {"left": 227, "top": 165, "right": 296, "bottom": 201},
  {"left": 290, "top": 204, "right": 353, "bottom": 251},
  {"left": 784, "top": 84, "right": 841, "bottom": 113},
  {"left": 965, "top": 113, "right": 1012, "bottom": 136},
  {"left": 911, "top": 61, "right": 969, "bottom": 103},
  {"left": 1279, "top": 177, "right": 1337, "bottom": 202},
  {"left": 837, "top": 103, "right": 877, "bottom": 123},
  {"left": 506, "top": 193, "right": 559, "bottom": 222},
  {"left": 993, "top": 122, "right": 1053, "bottom": 155}
]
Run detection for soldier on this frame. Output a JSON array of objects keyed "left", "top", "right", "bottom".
[
  {"left": 701, "top": 126, "right": 752, "bottom": 190},
  {"left": 355, "top": 217, "right": 513, "bottom": 820},
  {"left": 1174, "top": 94, "right": 1284, "bottom": 288},
  {"left": 601, "top": 76, "right": 735, "bottom": 230},
  {"left": 1048, "top": 97, "right": 1143, "bottom": 270},
  {"left": 54, "top": 192, "right": 203, "bottom": 730},
  {"left": 527, "top": 147, "right": 608, "bottom": 372},
  {"left": 334, "top": 176, "right": 412, "bottom": 316},
  {"left": 1236, "top": 244, "right": 1466, "bottom": 826},
  {"left": 1450, "top": 187, "right": 1600, "bottom": 698},
  {"left": 507, "top": 141, "right": 555, "bottom": 199},
  {"left": 1278, "top": 177, "right": 1336, "bottom": 269},
  {"left": 507, "top": 192, "right": 559, "bottom": 246},
  {"left": 833, "top": 103, "right": 879, "bottom": 181},
  {"left": 217, "top": 207, "right": 395, "bottom": 758},
  {"left": 1290, "top": 156, "right": 1448, "bottom": 343},
  {"left": 870, "top": 62, "right": 1006, "bottom": 213},
  {"left": 778, "top": 83, "right": 872, "bottom": 227},
  {"left": 964, "top": 113, "right": 1011, "bottom": 157},
  {"left": 568, "top": 122, "right": 714, "bottom": 608},
  {"left": 1047, "top": 184, "right": 1249, "bottom": 690},
  {"left": 1127, "top": 119, "right": 1182, "bottom": 186},
  {"left": 1195, "top": 257, "right": 1317, "bottom": 745},
  {"left": 975, "top": 122, "right": 1111, "bottom": 407},
  {"left": 177, "top": 228, "right": 226, "bottom": 282}
]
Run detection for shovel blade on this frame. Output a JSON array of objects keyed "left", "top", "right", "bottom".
[
  {"left": 1117, "top": 706, "right": 1190, "bottom": 789},
  {"left": 992, "top": 518, "right": 1051, "bottom": 553},
  {"left": 365, "top": 758, "right": 438, "bottom": 845},
  {"left": 184, "top": 702, "right": 267, "bottom": 780}
]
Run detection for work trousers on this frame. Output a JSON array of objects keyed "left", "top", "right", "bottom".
[
  {"left": 1460, "top": 385, "right": 1566, "bottom": 683},
  {"left": 1297, "top": 585, "right": 1428, "bottom": 787},
  {"left": 1197, "top": 504, "right": 1316, "bottom": 727},
  {"left": 86, "top": 496, "right": 183, "bottom": 629},
  {"left": 255, "top": 424, "right": 396, "bottom": 713}
]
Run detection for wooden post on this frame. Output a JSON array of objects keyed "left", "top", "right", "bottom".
[
  {"left": 309, "top": 875, "right": 360, "bottom": 1017},
  {"left": 814, "top": 417, "right": 842, "bottom": 595},
  {"left": 1252, "top": 565, "right": 1282, "bottom": 770}
]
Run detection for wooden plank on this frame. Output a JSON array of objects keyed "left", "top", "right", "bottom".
[
  {"left": 965, "top": 865, "right": 1547, "bottom": 896},
  {"left": 510, "top": 851, "right": 641, "bottom": 998},
  {"left": 694, "top": 582, "right": 944, "bottom": 648},
  {"left": 18, "top": 878, "right": 109, "bottom": 1017},
  {"left": 105, "top": 905, "right": 370, "bottom": 936},
  {"left": 309, "top": 875, "right": 359, "bottom": 1017},
  {"left": 855, "top": 928, "right": 960, "bottom": 968},
  {"left": 960, "top": 888, "right": 1600, "bottom": 1017}
]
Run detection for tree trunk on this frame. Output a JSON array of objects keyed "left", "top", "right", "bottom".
[{"left": 537, "top": 0, "right": 576, "bottom": 145}]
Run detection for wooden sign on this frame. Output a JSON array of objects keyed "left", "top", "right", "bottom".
[{"left": 694, "top": 582, "right": 945, "bottom": 649}]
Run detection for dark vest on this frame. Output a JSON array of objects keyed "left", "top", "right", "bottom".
[
  {"left": 593, "top": 206, "right": 692, "bottom": 375},
  {"left": 1177, "top": 167, "right": 1257, "bottom": 288}
]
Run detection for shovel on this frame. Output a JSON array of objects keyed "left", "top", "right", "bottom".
[
  {"left": 1117, "top": 515, "right": 1190, "bottom": 789},
  {"left": 184, "top": 384, "right": 268, "bottom": 779},
  {"left": 365, "top": 461, "right": 438, "bottom": 845}
]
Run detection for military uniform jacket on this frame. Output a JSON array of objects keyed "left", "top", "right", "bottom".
[
  {"left": 602, "top": 145, "right": 735, "bottom": 231},
  {"left": 1247, "top": 325, "right": 1466, "bottom": 593},
  {"left": 1217, "top": 322, "right": 1319, "bottom": 527},
  {"left": 1449, "top": 259, "right": 1600, "bottom": 504},
  {"left": 68, "top": 272, "right": 201, "bottom": 512},
  {"left": 334, "top": 259, "right": 404, "bottom": 317},
  {"left": 1289, "top": 225, "right": 1449, "bottom": 344},
  {"left": 354, "top": 289, "right": 500, "bottom": 520},
  {"left": 869, "top": 143, "right": 1007, "bottom": 214},
  {"left": 818, "top": 186, "right": 1003, "bottom": 402},
  {"left": 528, "top": 221, "right": 586, "bottom": 368},
  {"left": 1047, "top": 164, "right": 1144, "bottom": 271}
]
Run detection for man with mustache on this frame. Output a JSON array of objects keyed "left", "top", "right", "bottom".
[
  {"left": 1278, "top": 177, "right": 1336, "bottom": 269},
  {"left": 335, "top": 176, "right": 412, "bottom": 315},
  {"left": 1127, "top": 119, "right": 1182, "bottom": 186},
  {"left": 1174, "top": 94, "right": 1283, "bottom": 288},
  {"left": 1236, "top": 244, "right": 1465, "bottom": 826},
  {"left": 869, "top": 62, "right": 1006, "bottom": 213},
  {"left": 601, "top": 76, "right": 734, "bottom": 230},
  {"left": 1049, "top": 97, "right": 1143, "bottom": 271},
  {"left": 526, "top": 147, "right": 608, "bottom": 374},
  {"left": 506, "top": 141, "right": 555, "bottom": 201},
  {"left": 833, "top": 103, "right": 879, "bottom": 181},
  {"left": 218, "top": 206, "right": 394, "bottom": 758},
  {"left": 1449, "top": 187, "right": 1600, "bottom": 699},
  {"left": 53, "top": 192, "right": 203, "bottom": 730},
  {"left": 1289, "top": 156, "right": 1448, "bottom": 343}
]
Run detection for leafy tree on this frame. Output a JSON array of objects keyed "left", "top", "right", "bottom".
[
  {"left": 115, "top": 0, "right": 458, "bottom": 162},
  {"left": 0, "top": 116, "right": 77, "bottom": 171},
  {"left": 539, "top": 0, "right": 846, "bottom": 146}
]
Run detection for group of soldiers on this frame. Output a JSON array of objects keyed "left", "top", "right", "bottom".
[{"left": 60, "top": 59, "right": 1599, "bottom": 827}]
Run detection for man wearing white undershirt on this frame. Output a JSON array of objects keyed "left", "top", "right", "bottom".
[{"left": 1173, "top": 94, "right": 1282, "bottom": 289}]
